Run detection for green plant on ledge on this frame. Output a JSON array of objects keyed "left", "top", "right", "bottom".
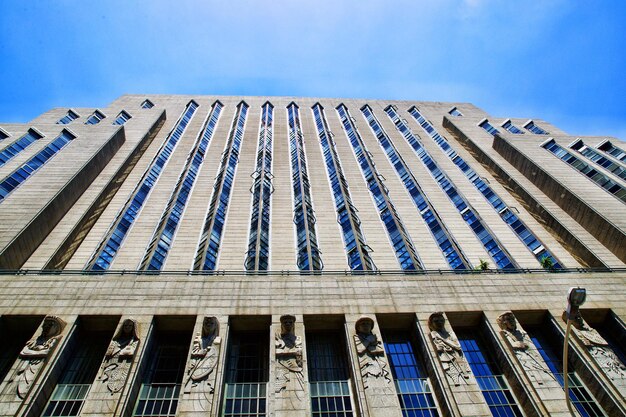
[
  {"left": 476, "top": 259, "right": 490, "bottom": 271},
  {"left": 540, "top": 256, "right": 555, "bottom": 271}
]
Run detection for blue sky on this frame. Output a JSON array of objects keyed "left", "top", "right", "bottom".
[{"left": 1, "top": 0, "right": 625, "bottom": 139}]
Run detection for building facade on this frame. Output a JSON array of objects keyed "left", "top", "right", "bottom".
[{"left": 0, "top": 94, "right": 624, "bottom": 417}]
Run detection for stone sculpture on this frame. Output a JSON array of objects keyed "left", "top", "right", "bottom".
[
  {"left": 101, "top": 318, "right": 139, "bottom": 394},
  {"left": 15, "top": 315, "right": 66, "bottom": 399},
  {"left": 274, "top": 315, "right": 304, "bottom": 396},
  {"left": 497, "top": 311, "right": 552, "bottom": 384},
  {"left": 353, "top": 317, "right": 390, "bottom": 388},
  {"left": 428, "top": 312, "right": 470, "bottom": 386}
]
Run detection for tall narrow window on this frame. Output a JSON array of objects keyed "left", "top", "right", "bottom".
[
  {"left": 142, "top": 99, "right": 155, "bottom": 109},
  {"left": 543, "top": 139, "right": 626, "bottom": 203},
  {"left": 0, "top": 129, "right": 44, "bottom": 168},
  {"left": 140, "top": 101, "right": 223, "bottom": 270},
  {"left": 85, "top": 110, "right": 105, "bottom": 125},
  {"left": 57, "top": 110, "right": 79, "bottom": 125},
  {"left": 526, "top": 326, "right": 606, "bottom": 417},
  {"left": 456, "top": 330, "right": 524, "bottom": 416},
  {"left": 524, "top": 121, "right": 548, "bottom": 135},
  {"left": 222, "top": 330, "right": 269, "bottom": 417},
  {"left": 0, "top": 128, "right": 9, "bottom": 140},
  {"left": 113, "top": 110, "right": 132, "bottom": 126},
  {"left": 0, "top": 130, "right": 75, "bottom": 203},
  {"left": 307, "top": 331, "right": 355, "bottom": 417},
  {"left": 448, "top": 107, "right": 462, "bottom": 117},
  {"left": 479, "top": 120, "right": 499, "bottom": 136},
  {"left": 409, "top": 107, "right": 562, "bottom": 269},
  {"left": 42, "top": 325, "right": 114, "bottom": 417},
  {"left": 0, "top": 317, "right": 42, "bottom": 384},
  {"left": 570, "top": 141, "right": 626, "bottom": 181},
  {"left": 363, "top": 105, "right": 469, "bottom": 270},
  {"left": 502, "top": 120, "right": 524, "bottom": 134},
  {"left": 194, "top": 101, "right": 248, "bottom": 271},
  {"left": 87, "top": 101, "right": 198, "bottom": 270},
  {"left": 598, "top": 141, "right": 626, "bottom": 162},
  {"left": 245, "top": 102, "right": 274, "bottom": 271},
  {"left": 383, "top": 331, "right": 439, "bottom": 417},
  {"left": 337, "top": 104, "right": 422, "bottom": 271},
  {"left": 287, "top": 103, "right": 322, "bottom": 271},
  {"left": 312, "top": 103, "right": 375, "bottom": 271},
  {"left": 132, "top": 330, "right": 192, "bottom": 417}
]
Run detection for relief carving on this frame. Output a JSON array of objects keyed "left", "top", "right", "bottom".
[
  {"left": 184, "top": 316, "right": 221, "bottom": 411},
  {"left": 428, "top": 312, "right": 470, "bottom": 386},
  {"left": 15, "top": 315, "right": 66, "bottom": 399},
  {"left": 101, "top": 318, "right": 139, "bottom": 394},
  {"left": 563, "top": 311, "right": 626, "bottom": 381},
  {"left": 353, "top": 317, "right": 391, "bottom": 389},
  {"left": 497, "top": 312, "right": 553, "bottom": 385},
  {"left": 274, "top": 315, "right": 304, "bottom": 397}
]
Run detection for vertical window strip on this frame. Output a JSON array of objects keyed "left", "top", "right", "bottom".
[
  {"left": 0, "top": 130, "right": 75, "bottom": 203},
  {"left": 307, "top": 332, "right": 355, "bottom": 417},
  {"left": 598, "top": 141, "right": 626, "bottom": 162},
  {"left": 0, "top": 129, "right": 8, "bottom": 140},
  {"left": 363, "top": 106, "right": 469, "bottom": 270},
  {"left": 525, "top": 121, "right": 548, "bottom": 135},
  {"left": 245, "top": 103, "right": 274, "bottom": 271},
  {"left": 87, "top": 101, "right": 198, "bottom": 271},
  {"left": 194, "top": 102, "right": 249, "bottom": 271},
  {"left": 337, "top": 104, "right": 422, "bottom": 271},
  {"left": 287, "top": 103, "right": 323, "bottom": 271},
  {"left": 527, "top": 327, "right": 606, "bottom": 417},
  {"left": 85, "top": 110, "right": 105, "bottom": 125},
  {"left": 113, "top": 111, "right": 132, "bottom": 126},
  {"left": 409, "top": 107, "right": 563, "bottom": 269},
  {"left": 0, "top": 129, "right": 44, "bottom": 167},
  {"left": 456, "top": 332, "right": 524, "bottom": 417},
  {"left": 57, "top": 110, "right": 79, "bottom": 125},
  {"left": 543, "top": 139, "right": 626, "bottom": 203},
  {"left": 503, "top": 120, "right": 524, "bottom": 134},
  {"left": 142, "top": 100, "right": 155, "bottom": 109},
  {"left": 386, "top": 106, "right": 515, "bottom": 270},
  {"left": 449, "top": 107, "right": 463, "bottom": 117},
  {"left": 383, "top": 331, "right": 439, "bottom": 417},
  {"left": 571, "top": 142, "right": 626, "bottom": 181},
  {"left": 479, "top": 120, "right": 500, "bottom": 136},
  {"left": 312, "top": 104, "right": 375, "bottom": 271},
  {"left": 139, "top": 101, "right": 223, "bottom": 271}
]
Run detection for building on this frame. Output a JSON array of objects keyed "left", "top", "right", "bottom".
[{"left": 0, "top": 94, "right": 624, "bottom": 417}]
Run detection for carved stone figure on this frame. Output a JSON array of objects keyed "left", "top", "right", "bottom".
[
  {"left": 275, "top": 315, "right": 304, "bottom": 397},
  {"left": 428, "top": 312, "right": 470, "bottom": 386},
  {"left": 15, "top": 315, "right": 66, "bottom": 399},
  {"left": 497, "top": 311, "right": 552, "bottom": 385},
  {"left": 184, "top": 316, "right": 221, "bottom": 412},
  {"left": 563, "top": 311, "right": 626, "bottom": 381},
  {"left": 353, "top": 317, "right": 390, "bottom": 389},
  {"left": 101, "top": 318, "right": 139, "bottom": 394}
]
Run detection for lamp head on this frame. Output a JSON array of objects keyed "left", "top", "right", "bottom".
[{"left": 566, "top": 287, "right": 586, "bottom": 320}]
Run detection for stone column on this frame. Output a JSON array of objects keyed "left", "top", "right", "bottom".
[
  {"left": 178, "top": 314, "right": 228, "bottom": 417},
  {"left": 80, "top": 316, "right": 152, "bottom": 417},
  {"left": 268, "top": 314, "right": 308, "bottom": 417},
  {"left": 344, "top": 314, "right": 402, "bottom": 417},
  {"left": 0, "top": 315, "right": 74, "bottom": 417}
]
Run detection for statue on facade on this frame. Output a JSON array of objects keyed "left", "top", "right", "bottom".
[
  {"left": 101, "top": 318, "right": 139, "bottom": 394},
  {"left": 184, "top": 316, "right": 221, "bottom": 411},
  {"left": 563, "top": 311, "right": 626, "bottom": 381},
  {"left": 353, "top": 317, "right": 390, "bottom": 389},
  {"left": 428, "top": 312, "right": 470, "bottom": 386},
  {"left": 274, "top": 315, "right": 304, "bottom": 397},
  {"left": 497, "top": 311, "right": 552, "bottom": 385},
  {"left": 15, "top": 315, "right": 66, "bottom": 398}
]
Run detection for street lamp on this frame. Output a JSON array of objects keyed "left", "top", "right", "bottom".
[{"left": 563, "top": 287, "right": 586, "bottom": 415}]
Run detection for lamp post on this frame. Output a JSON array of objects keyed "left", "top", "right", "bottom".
[{"left": 563, "top": 287, "right": 586, "bottom": 415}]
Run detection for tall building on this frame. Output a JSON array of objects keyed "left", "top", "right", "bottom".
[{"left": 0, "top": 94, "right": 624, "bottom": 417}]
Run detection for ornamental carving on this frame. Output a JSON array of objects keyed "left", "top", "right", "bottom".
[
  {"left": 428, "top": 312, "right": 470, "bottom": 386},
  {"left": 353, "top": 317, "right": 391, "bottom": 389},
  {"left": 184, "top": 316, "right": 221, "bottom": 411},
  {"left": 101, "top": 318, "right": 139, "bottom": 394},
  {"left": 274, "top": 315, "right": 304, "bottom": 397}
]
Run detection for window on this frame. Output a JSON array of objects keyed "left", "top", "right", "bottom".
[
  {"left": 502, "top": 120, "right": 524, "bottom": 134},
  {"left": 479, "top": 120, "right": 499, "bottom": 136},
  {"left": 222, "top": 330, "right": 268, "bottom": 417},
  {"left": 142, "top": 99, "right": 155, "bottom": 109},
  {"left": 57, "top": 110, "right": 79, "bottom": 125},
  {"left": 448, "top": 107, "right": 463, "bottom": 117},
  {"left": 524, "top": 121, "right": 548, "bottom": 135},
  {"left": 312, "top": 103, "right": 375, "bottom": 271},
  {"left": 409, "top": 107, "right": 562, "bottom": 269},
  {"left": 0, "top": 129, "right": 9, "bottom": 140},
  {"left": 88, "top": 101, "right": 199, "bottom": 270},
  {"left": 0, "top": 316, "right": 42, "bottom": 384},
  {"left": 307, "top": 331, "right": 355, "bottom": 417},
  {"left": 337, "top": 104, "right": 422, "bottom": 271},
  {"left": 246, "top": 102, "right": 274, "bottom": 271},
  {"left": 85, "top": 110, "right": 105, "bottom": 125},
  {"left": 0, "top": 129, "right": 44, "bottom": 167},
  {"left": 571, "top": 141, "right": 626, "bottom": 181},
  {"left": 113, "top": 110, "right": 132, "bottom": 125},
  {"left": 456, "top": 330, "right": 524, "bottom": 417},
  {"left": 140, "top": 101, "right": 222, "bottom": 271},
  {"left": 194, "top": 101, "right": 248, "bottom": 271},
  {"left": 598, "top": 141, "right": 626, "bottom": 162},
  {"left": 0, "top": 130, "right": 75, "bottom": 203},
  {"left": 363, "top": 105, "right": 469, "bottom": 270}
]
